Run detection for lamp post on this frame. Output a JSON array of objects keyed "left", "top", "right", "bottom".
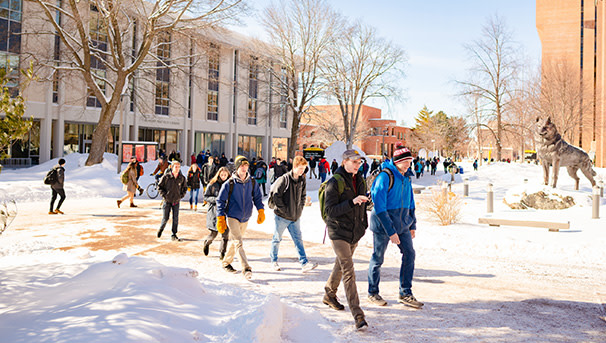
[{"left": 117, "top": 92, "right": 129, "bottom": 174}]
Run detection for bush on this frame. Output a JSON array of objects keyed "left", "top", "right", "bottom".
[{"left": 422, "top": 185, "right": 462, "bottom": 226}]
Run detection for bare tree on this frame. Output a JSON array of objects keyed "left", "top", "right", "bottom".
[
  {"left": 27, "top": 0, "right": 243, "bottom": 166},
  {"left": 457, "top": 15, "right": 520, "bottom": 161},
  {"left": 322, "top": 21, "right": 406, "bottom": 149},
  {"left": 260, "top": 0, "right": 343, "bottom": 159}
]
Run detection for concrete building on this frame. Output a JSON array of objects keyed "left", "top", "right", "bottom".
[
  {"left": 537, "top": 0, "right": 606, "bottom": 167},
  {"left": 2, "top": 0, "right": 291, "bottom": 166}
]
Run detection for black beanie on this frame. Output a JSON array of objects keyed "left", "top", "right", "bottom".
[{"left": 393, "top": 146, "right": 413, "bottom": 164}]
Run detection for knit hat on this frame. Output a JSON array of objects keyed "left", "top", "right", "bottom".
[
  {"left": 342, "top": 149, "right": 362, "bottom": 161},
  {"left": 234, "top": 155, "right": 249, "bottom": 170},
  {"left": 393, "top": 145, "right": 413, "bottom": 164}
]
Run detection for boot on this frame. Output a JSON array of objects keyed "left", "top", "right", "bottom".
[
  {"left": 190, "top": 204, "right": 193, "bottom": 210},
  {"left": 194, "top": 205, "right": 197, "bottom": 211},
  {"left": 117, "top": 200, "right": 122, "bottom": 208},
  {"left": 130, "top": 203, "right": 137, "bottom": 208}
]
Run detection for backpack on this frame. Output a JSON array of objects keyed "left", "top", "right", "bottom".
[
  {"left": 267, "top": 174, "right": 289, "bottom": 210},
  {"left": 120, "top": 170, "right": 129, "bottom": 185},
  {"left": 365, "top": 168, "right": 394, "bottom": 211},
  {"left": 254, "top": 167, "right": 265, "bottom": 180},
  {"left": 43, "top": 168, "right": 58, "bottom": 185},
  {"left": 318, "top": 173, "right": 345, "bottom": 223}
]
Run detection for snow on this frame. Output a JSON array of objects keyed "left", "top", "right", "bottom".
[{"left": 1, "top": 154, "right": 606, "bottom": 342}]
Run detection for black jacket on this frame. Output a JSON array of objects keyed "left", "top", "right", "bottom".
[
  {"left": 202, "top": 162, "right": 220, "bottom": 186},
  {"left": 324, "top": 166, "right": 368, "bottom": 244},
  {"left": 51, "top": 164, "right": 65, "bottom": 190},
  {"left": 187, "top": 169, "right": 202, "bottom": 189},
  {"left": 272, "top": 171, "right": 306, "bottom": 222},
  {"left": 274, "top": 162, "right": 288, "bottom": 178},
  {"left": 158, "top": 171, "right": 187, "bottom": 204},
  {"left": 204, "top": 179, "right": 224, "bottom": 230}
]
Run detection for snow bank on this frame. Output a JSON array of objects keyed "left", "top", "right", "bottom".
[
  {"left": 0, "top": 252, "right": 334, "bottom": 343},
  {"left": 324, "top": 141, "right": 366, "bottom": 165}
]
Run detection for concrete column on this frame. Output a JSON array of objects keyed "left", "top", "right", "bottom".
[{"left": 39, "top": 81, "right": 53, "bottom": 163}]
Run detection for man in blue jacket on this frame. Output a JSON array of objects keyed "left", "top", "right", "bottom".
[
  {"left": 367, "top": 145, "right": 424, "bottom": 309},
  {"left": 216, "top": 155, "right": 265, "bottom": 280}
]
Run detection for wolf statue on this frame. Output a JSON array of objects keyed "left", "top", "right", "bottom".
[{"left": 536, "top": 116, "right": 597, "bottom": 190}]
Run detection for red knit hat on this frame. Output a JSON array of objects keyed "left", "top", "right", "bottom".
[{"left": 393, "top": 145, "right": 413, "bottom": 164}]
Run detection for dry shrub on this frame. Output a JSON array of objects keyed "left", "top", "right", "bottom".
[{"left": 422, "top": 187, "right": 462, "bottom": 226}]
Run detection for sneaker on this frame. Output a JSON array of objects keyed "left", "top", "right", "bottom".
[
  {"left": 54, "top": 209, "right": 64, "bottom": 214},
  {"left": 203, "top": 241, "right": 210, "bottom": 256},
  {"left": 355, "top": 317, "right": 368, "bottom": 331},
  {"left": 301, "top": 262, "right": 318, "bottom": 273},
  {"left": 117, "top": 200, "right": 122, "bottom": 208},
  {"left": 157, "top": 229, "right": 163, "bottom": 238},
  {"left": 243, "top": 267, "right": 252, "bottom": 280},
  {"left": 272, "top": 262, "right": 281, "bottom": 271},
  {"left": 139, "top": 188, "right": 144, "bottom": 196},
  {"left": 322, "top": 294, "right": 345, "bottom": 311},
  {"left": 223, "top": 264, "right": 237, "bottom": 273},
  {"left": 368, "top": 294, "right": 387, "bottom": 306},
  {"left": 171, "top": 235, "right": 181, "bottom": 242},
  {"left": 398, "top": 294, "right": 424, "bottom": 309},
  {"left": 219, "top": 251, "right": 225, "bottom": 261},
  {"left": 49, "top": 211, "right": 57, "bottom": 215}
]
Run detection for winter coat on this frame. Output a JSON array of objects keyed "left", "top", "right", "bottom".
[
  {"left": 271, "top": 170, "right": 306, "bottom": 222},
  {"left": 204, "top": 179, "right": 225, "bottom": 231},
  {"left": 123, "top": 166, "right": 138, "bottom": 193},
  {"left": 254, "top": 161, "right": 267, "bottom": 184},
  {"left": 309, "top": 158, "right": 317, "bottom": 168},
  {"left": 153, "top": 159, "right": 169, "bottom": 175},
  {"left": 158, "top": 171, "right": 188, "bottom": 205},
  {"left": 274, "top": 162, "right": 288, "bottom": 179},
  {"left": 331, "top": 161, "right": 339, "bottom": 174},
  {"left": 202, "top": 162, "right": 220, "bottom": 186},
  {"left": 50, "top": 164, "right": 65, "bottom": 190},
  {"left": 369, "top": 160, "right": 417, "bottom": 237},
  {"left": 324, "top": 166, "right": 368, "bottom": 244},
  {"left": 217, "top": 173, "right": 264, "bottom": 223},
  {"left": 319, "top": 159, "right": 329, "bottom": 174},
  {"left": 187, "top": 169, "right": 202, "bottom": 189}
]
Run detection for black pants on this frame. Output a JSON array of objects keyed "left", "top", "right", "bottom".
[
  {"left": 159, "top": 201, "right": 180, "bottom": 235},
  {"left": 50, "top": 188, "right": 66, "bottom": 212},
  {"left": 260, "top": 182, "right": 266, "bottom": 196},
  {"left": 204, "top": 229, "right": 229, "bottom": 256}
]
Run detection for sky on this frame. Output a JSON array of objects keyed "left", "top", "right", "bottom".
[{"left": 228, "top": 0, "right": 541, "bottom": 127}]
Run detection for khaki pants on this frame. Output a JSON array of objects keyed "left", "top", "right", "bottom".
[
  {"left": 325, "top": 239, "right": 364, "bottom": 320},
  {"left": 222, "top": 217, "right": 250, "bottom": 271}
]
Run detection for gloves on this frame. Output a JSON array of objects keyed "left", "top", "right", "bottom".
[
  {"left": 257, "top": 209, "right": 265, "bottom": 224},
  {"left": 217, "top": 216, "right": 227, "bottom": 234},
  {"left": 188, "top": 187, "right": 191, "bottom": 191}
]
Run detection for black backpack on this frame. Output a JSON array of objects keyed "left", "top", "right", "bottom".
[
  {"left": 365, "top": 168, "right": 394, "bottom": 211},
  {"left": 44, "top": 168, "right": 58, "bottom": 185}
]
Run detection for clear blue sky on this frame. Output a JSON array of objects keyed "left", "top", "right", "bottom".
[{"left": 229, "top": 0, "right": 541, "bottom": 126}]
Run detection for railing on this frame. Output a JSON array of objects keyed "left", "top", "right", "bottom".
[{"left": 0, "top": 158, "right": 32, "bottom": 168}]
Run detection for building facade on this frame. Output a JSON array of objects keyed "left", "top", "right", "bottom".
[
  {"left": 3, "top": 0, "right": 291, "bottom": 166},
  {"left": 537, "top": 0, "right": 606, "bottom": 167}
]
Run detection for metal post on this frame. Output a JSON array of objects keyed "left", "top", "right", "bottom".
[
  {"left": 463, "top": 178, "right": 469, "bottom": 197},
  {"left": 117, "top": 92, "right": 129, "bottom": 174},
  {"left": 487, "top": 183, "right": 494, "bottom": 213},
  {"left": 441, "top": 181, "right": 448, "bottom": 198},
  {"left": 593, "top": 186, "right": 600, "bottom": 219},
  {"left": 599, "top": 181, "right": 604, "bottom": 198}
]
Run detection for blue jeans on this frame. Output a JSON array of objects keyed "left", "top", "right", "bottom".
[
  {"left": 320, "top": 172, "right": 327, "bottom": 182},
  {"left": 270, "top": 216, "right": 308, "bottom": 265},
  {"left": 189, "top": 188, "right": 200, "bottom": 206},
  {"left": 159, "top": 201, "right": 180, "bottom": 235},
  {"left": 368, "top": 229, "right": 415, "bottom": 296}
]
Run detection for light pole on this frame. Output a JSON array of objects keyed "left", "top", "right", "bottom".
[{"left": 117, "top": 92, "right": 129, "bottom": 174}]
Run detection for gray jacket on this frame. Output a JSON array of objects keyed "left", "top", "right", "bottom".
[{"left": 271, "top": 170, "right": 306, "bottom": 222}]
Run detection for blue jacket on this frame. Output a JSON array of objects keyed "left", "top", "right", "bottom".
[
  {"left": 370, "top": 160, "right": 417, "bottom": 236},
  {"left": 217, "top": 173, "right": 264, "bottom": 222}
]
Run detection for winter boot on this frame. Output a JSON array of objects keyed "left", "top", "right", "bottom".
[{"left": 117, "top": 200, "right": 122, "bottom": 208}]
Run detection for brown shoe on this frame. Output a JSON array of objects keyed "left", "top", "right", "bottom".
[
  {"left": 130, "top": 203, "right": 137, "bottom": 208},
  {"left": 54, "top": 209, "right": 64, "bottom": 214},
  {"left": 117, "top": 200, "right": 122, "bottom": 208},
  {"left": 49, "top": 211, "right": 57, "bottom": 215}
]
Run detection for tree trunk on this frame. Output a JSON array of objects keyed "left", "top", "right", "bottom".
[
  {"left": 85, "top": 102, "right": 120, "bottom": 166},
  {"left": 287, "top": 110, "right": 302, "bottom": 160}
]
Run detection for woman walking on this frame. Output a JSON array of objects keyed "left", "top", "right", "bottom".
[
  {"left": 187, "top": 163, "right": 202, "bottom": 211},
  {"left": 202, "top": 167, "right": 230, "bottom": 258},
  {"left": 118, "top": 161, "right": 139, "bottom": 208}
]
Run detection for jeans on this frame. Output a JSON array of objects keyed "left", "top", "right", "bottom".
[
  {"left": 189, "top": 188, "right": 199, "bottom": 206},
  {"left": 50, "top": 188, "right": 66, "bottom": 212},
  {"left": 270, "top": 216, "right": 308, "bottom": 265},
  {"left": 368, "top": 228, "right": 415, "bottom": 297},
  {"left": 159, "top": 201, "right": 180, "bottom": 235},
  {"left": 320, "top": 172, "right": 327, "bottom": 183}
]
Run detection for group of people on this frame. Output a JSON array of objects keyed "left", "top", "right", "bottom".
[{"left": 45, "top": 145, "right": 423, "bottom": 331}]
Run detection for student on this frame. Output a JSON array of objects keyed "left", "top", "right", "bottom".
[
  {"left": 202, "top": 167, "right": 231, "bottom": 258},
  {"left": 269, "top": 156, "right": 318, "bottom": 272},
  {"left": 187, "top": 163, "right": 202, "bottom": 210},
  {"left": 157, "top": 161, "right": 188, "bottom": 241},
  {"left": 216, "top": 156, "right": 265, "bottom": 280},
  {"left": 117, "top": 160, "right": 139, "bottom": 208},
  {"left": 48, "top": 158, "right": 66, "bottom": 215},
  {"left": 367, "top": 145, "right": 424, "bottom": 309},
  {"left": 322, "top": 149, "right": 369, "bottom": 331}
]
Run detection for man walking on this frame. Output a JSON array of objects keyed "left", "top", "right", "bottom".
[
  {"left": 308, "top": 156, "right": 317, "bottom": 179},
  {"left": 322, "top": 149, "right": 369, "bottom": 330},
  {"left": 157, "top": 161, "right": 188, "bottom": 241},
  {"left": 269, "top": 156, "right": 318, "bottom": 273},
  {"left": 216, "top": 156, "right": 265, "bottom": 280},
  {"left": 367, "top": 145, "right": 424, "bottom": 309},
  {"left": 48, "top": 158, "right": 66, "bottom": 215}
]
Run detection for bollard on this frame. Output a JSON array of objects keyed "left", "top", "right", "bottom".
[
  {"left": 441, "top": 181, "right": 448, "bottom": 198},
  {"left": 599, "top": 181, "right": 604, "bottom": 198},
  {"left": 593, "top": 186, "right": 600, "bottom": 219},
  {"left": 463, "top": 178, "right": 469, "bottom": 197},
  {"left": 487, "top": 183, "right": 494, "bottom": 213}
]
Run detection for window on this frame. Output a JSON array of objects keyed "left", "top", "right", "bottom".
[
  {"left": 86, "top": 5, "right": 107, "bottom": 108},
  {"left": 247, "top": 56, "right": 258, "bottom": 125},
  {"left": 155, "top": 31, "right": 170, "bottom": 115},
  {"left": 207, "top": 43, "right": 219, "bottom": 121},
  {"left": 0, "top": 0, "right": 21, "bottom": 94}
]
